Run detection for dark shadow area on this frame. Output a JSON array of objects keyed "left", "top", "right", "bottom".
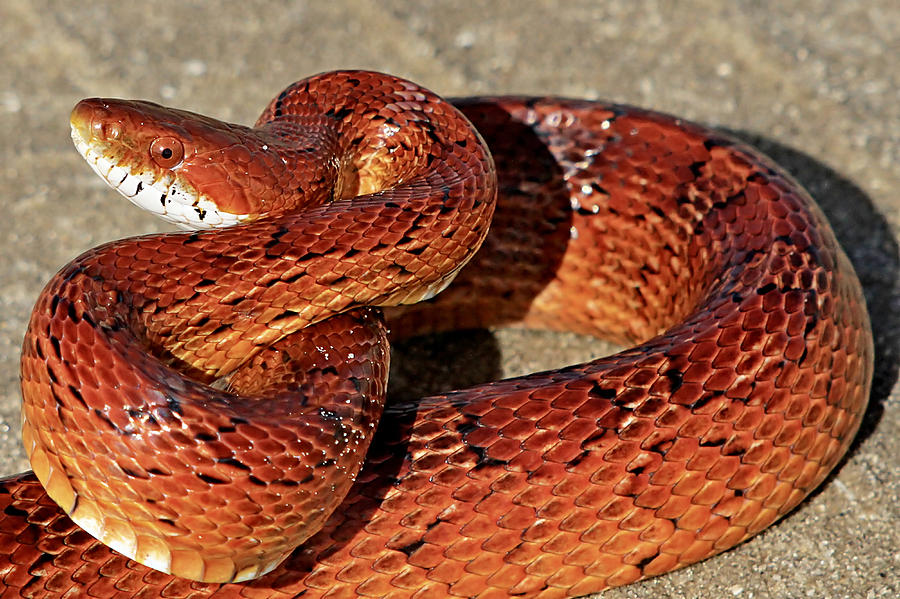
[
  {"left": 388, "top": 328, "right": 503, "bottom": 402},
  {"left": 383, "top": 99, "right": 580, "bottom": 416},
  {"left": 383, "top": 99, "right": 575, "bottom": 338},
  {"left": 727, "top": 129, "right": 899, "bottom": 455}
]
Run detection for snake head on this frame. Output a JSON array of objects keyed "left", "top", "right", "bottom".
[{"left": 71, "top": 98, "right": 313, "bottom": 229}]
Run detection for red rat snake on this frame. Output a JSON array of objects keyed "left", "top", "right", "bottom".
[{"left": 0, "top": 71, "right": 872, "bottom": 597}]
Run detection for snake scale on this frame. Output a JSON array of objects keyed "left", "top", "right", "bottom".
[{"left": 0, "top": 71, "right": 872, "bottom": 598}]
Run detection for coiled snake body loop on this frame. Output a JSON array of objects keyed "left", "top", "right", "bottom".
[{"left": 1, "top": 71, "right": 872, "bottom": 598}]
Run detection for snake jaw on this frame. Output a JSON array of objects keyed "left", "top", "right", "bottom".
[{"left": 70, "top": 101, "right": 251, "bottom": 230}]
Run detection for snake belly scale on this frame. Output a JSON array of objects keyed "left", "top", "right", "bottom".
[{"left": 0, "top": 71, "right": 872, "bottom": 598}]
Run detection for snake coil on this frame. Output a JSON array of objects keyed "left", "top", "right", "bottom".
[{"left": 1, "top": 71, "right": 872, "bottom": 598}]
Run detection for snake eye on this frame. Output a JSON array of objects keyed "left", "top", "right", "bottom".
[{"left": 149, "top": 137, "right": 185, "bottom": 168}]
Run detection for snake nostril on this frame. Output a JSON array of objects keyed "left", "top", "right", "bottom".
[
  {"left": 71, "top": 100, "right": 118, "bottom": 142},
  {"left": 105, "top": 122, "right": 123, "bottom": 140}
]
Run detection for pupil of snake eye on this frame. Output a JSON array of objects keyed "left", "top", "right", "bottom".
[{"left": 161, "top": 148, "right": 173, "bottom": 159}]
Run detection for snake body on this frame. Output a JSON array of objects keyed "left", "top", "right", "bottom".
[{"left": 0, "top": 71, "right": 872, "bottom": 597}]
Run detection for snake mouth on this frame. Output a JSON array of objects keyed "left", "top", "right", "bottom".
[{"left": 70, "top": 112, "right": 250, "bottom": 230}]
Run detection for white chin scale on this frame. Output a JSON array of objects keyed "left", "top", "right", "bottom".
[{"left": 71, "top": 129, "right": 249, "bottom": 230}]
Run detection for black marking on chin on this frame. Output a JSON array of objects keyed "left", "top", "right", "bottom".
[
  {"left": 135, "top": 181, "right": 143, "bottom": 194},
  {"left": 195, "top": 206, "right": 207, "bottom": 220},
  {"left": 159, "top": 192, "right": 167, "bottom": 207}
]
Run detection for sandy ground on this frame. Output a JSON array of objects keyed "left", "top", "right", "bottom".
[{"left": 0, "top": 2, "right": 897, "bottom": 597}]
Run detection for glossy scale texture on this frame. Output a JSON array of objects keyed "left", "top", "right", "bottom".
[{"left": 1, "top": 71, "right": 873, "bottom": 598}]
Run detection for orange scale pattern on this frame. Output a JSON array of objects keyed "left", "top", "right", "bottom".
[{"left": 0, "top": 72, "right": 872, "bottom": 598}]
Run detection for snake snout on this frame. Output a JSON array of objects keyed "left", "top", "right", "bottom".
[{"left": 70, "top": 98, "right": 124, "bottom": 147}]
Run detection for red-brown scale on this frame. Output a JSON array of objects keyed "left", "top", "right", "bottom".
[{"left": 0, "top": 72, "right": 872, "bottom": 598}]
